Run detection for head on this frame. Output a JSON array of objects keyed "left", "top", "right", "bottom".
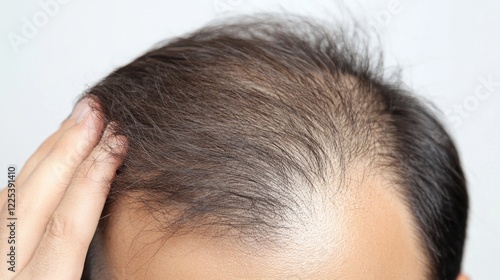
[{"left": 81, "top": 14, "right": 468, "bottom": 279}]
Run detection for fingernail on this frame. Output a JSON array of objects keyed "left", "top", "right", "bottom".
[{"left": 71, "top": 99, "right": 91, "bottom": 123}]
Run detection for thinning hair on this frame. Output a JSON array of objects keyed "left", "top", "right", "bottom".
[{"left": 81, "top": 14, "right": 468, "bottom": 280}]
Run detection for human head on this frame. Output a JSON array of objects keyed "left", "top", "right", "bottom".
[{"left": 81, "top": 14, "right": 468, "bottom": 279}]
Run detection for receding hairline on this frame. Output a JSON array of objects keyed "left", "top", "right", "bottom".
[{"left": 82, "top": 13, "right": 467, "bottom": 280}]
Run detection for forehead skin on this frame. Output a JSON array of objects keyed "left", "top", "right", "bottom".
[{"left": 99, "top": 173, "right": 427, "bottom": 279}]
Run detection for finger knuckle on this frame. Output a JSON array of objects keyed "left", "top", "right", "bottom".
[
  {"left": 46, "top": 214, "right": 72, "bottom": 241},
  {"left": 53, "top": 130, "right": 93, "bottom": 167},
  {"left": 74, "top": 151, "right": 114, "bottom": 184}
]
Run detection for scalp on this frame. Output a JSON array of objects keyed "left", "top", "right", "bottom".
[{"left": 83, "top": 14, "right": 467, "bottom": 280}]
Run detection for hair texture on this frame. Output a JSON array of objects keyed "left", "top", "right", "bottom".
[{"left": 81, "top": 14, "right": 468, "bottom": 280}]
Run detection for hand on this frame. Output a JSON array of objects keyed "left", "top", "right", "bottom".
[{"left": 0, "top": 98, "right": 126, "bottom": 279}]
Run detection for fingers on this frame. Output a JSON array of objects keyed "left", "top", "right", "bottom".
[
  {"left": 11, "top": 98, "right": 105, "bottom": 270},
  {"left": 0, "top": 103, "right": 80, "bottom": 208},
  {"left": 15, "top": 118, "right": 75, "bottom": 187},
  {"left": 15, "top": 124, "right": 127, "bottom": 279},
  {"left": 15, "top": 99, "right": 91, "bottom": 187}
]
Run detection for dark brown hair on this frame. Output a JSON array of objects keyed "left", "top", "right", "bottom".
[{"left": 82, "top": 14, "right": 468, "bottom": 279}]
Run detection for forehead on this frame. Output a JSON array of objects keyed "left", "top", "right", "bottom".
[{"left": 97, "top": 174, "right": 427, "bottom": 279}]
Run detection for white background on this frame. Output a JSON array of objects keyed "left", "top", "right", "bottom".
[{"left": 1, "top": 0, "right": 499, "bottom": 278}]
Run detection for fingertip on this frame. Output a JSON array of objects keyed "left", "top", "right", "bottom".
[
  {"left": 113, "top": 134, "right": 129, "bottom": 156},
  {"left": 102, "top": 122, "right": 128, "bottom": 159},
  {"left": 73, "top": 99, "right": 106, "bottom": 146},
  {"left": 52, "top": 100, "right": 106, "bottom": 166},
  {"left": 59, "top": 102, "right": 86, "bottom": 129},
  {"left": 72, "top": 98, "right": 91, "bottom": 123}
]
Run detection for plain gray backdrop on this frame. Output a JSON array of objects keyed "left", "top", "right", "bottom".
[{"left": 1, "top": 0, "right": 499, "bottom": 278}]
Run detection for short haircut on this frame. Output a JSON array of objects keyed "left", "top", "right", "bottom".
[{"left": 81, "top": 14, "right": 468, "bottom": 280}]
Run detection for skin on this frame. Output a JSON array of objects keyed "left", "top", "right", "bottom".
[
  {"left": 0, "top": 99, "right": 469, "bottom": 279},
  {"left": 98, "top": 170, "right": 465, "bottom": 279},
  {"left": 98, "top": 171, "right": 424, "bottom": 279},
  {"left": 0, "top": 98, "right": 126, "bottom": 279}
]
